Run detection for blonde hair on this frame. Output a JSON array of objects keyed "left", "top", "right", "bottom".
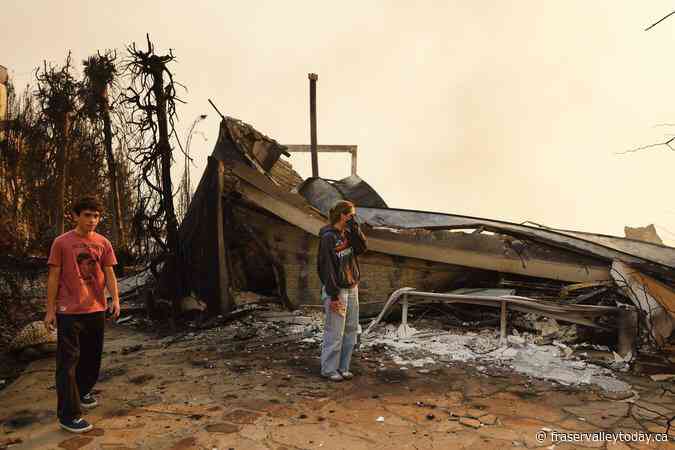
[{"left": 329, "top": 200, "right": 355, "bottom": 225}]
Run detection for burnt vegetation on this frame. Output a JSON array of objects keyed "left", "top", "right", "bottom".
[{"left": 0, "top": 36, "right": 190, "bottom": 317}]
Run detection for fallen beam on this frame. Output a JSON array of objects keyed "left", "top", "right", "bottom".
[{"left": 367, "top": 233, "right": 610, "bottom": 283}]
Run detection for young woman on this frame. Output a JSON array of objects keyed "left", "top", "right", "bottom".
[{"left": 317, "top": 200, "right": 367, "bottom": 381}]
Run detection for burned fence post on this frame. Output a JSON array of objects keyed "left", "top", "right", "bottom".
[
  {"left": 216, "top": 160, "right": 233, "bottom": 314},
  {"left": 308, "top": 73, "right": 319, "bottom": 178}
]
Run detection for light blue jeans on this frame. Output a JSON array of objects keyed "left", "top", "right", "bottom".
[{"left": 320, "top": 285, "right": 359, "bottom": 376}]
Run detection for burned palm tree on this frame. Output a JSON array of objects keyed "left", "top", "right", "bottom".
[
  {"left": 35, "top": 52, "right": 78, "bottom": 236},
  {"left": 81, "top": 51, "right": 127, "bottom": 255},
  {"left": 123, "top": 35, "right": 185, "bottom": 318}
]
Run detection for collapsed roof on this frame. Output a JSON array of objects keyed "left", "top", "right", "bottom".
[{"left": 177, "top": 116, "right": 675, "bottom": 344}]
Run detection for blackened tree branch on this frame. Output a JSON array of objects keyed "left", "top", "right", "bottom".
[
  {"left": 645, "top": 10, "right": 675, "bottom": 31},
  {"left": 121, "top": 34, "right": 185, "bottom": 321},
  {"left": 616, "top": 136, "right": 675, "bottom": 155}
]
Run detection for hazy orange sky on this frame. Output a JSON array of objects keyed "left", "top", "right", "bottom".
[{"left": 3, "top": 1, "right": 675, "bottom": 245}]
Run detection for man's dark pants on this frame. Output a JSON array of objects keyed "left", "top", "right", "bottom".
[{"left": 56, "top": 312, "right": 104, "bottom": 421}]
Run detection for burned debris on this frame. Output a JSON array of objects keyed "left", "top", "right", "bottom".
[
  {"left": 5, "top": 110, "right": 675, "bottom": 398},
  {"left": 159, "top": 115, "right": 675, "bottom": 364},
  {"left": 1, "top": 111, "right": 675, "bottom": 450}
]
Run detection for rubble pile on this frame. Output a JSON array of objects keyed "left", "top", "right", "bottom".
[
  {"left": 363, "top": 323, "right": 634, "bottom": 393},
  {"left": 112, "top": 281, "right": 641, "bottom": 396}
]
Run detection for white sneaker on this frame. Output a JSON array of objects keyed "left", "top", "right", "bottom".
[
  {"left": 322, "top": 372, "right": 344, "bottom": 382},
  {"left": 339, "top": 371, "right": 354, "bottom": 380}
]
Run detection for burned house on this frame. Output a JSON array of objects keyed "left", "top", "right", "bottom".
[{"left": 177, "top": 117, "right": 675, "bottom": 349}]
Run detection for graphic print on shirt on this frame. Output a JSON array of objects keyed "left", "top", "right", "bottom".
[
  {"left": 73, "top": 242, "right": 104, "bottom": 297},
  {"left": 334, "top": 234, "right": 355, "bottom": 285}
]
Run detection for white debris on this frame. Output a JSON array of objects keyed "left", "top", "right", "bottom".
[
  {"left": 610, "top": 351, "right": 633, "bottom": 371},
  {"left": 364, "top": 324, "right": 631, "bottom": 392},
  {"left": 613, "top": 351, "right": 633, "bottom": 363},
  {"left": 493, "top": 347, "right": 519, "bottom": 359},
  {"left": 376, "top": 416, "right": 385, "bottom": 422},
  {"left": 553, "top": 341, "right": 574, "bottom": 358},
  {"left": 590, "top": 375, "right": 632, "bottom": 392},
  {"left": 396, "top": 323, "right": 416, "bottom": 339},
  {"left": 592, "top": 344, "right": 610, "bottom": 351},
  {"left": 510, "top": 347, "right": 592, "bottom": 386},
  {"left": 392, "top": 355, "right": 435, "bottom": 367}
]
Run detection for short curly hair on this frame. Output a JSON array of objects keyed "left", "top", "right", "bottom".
[{"left": 72, "top": 196, "right": 104, "bottom": 215}]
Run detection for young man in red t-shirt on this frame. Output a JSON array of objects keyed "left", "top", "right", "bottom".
[{"left": 45, "top": 196, "right": 121, "bottom": 433}]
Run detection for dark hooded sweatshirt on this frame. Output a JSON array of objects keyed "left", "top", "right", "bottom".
[{"left": 317, "top": 222, "right": 367, "bottom": 301}]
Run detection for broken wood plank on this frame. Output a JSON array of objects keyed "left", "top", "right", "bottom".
[
  {"left": 499, "top": 279, "right": 564, "bottom": 292},
  {"left": 568, "top": 287, "right": 608, "bottom": 305},
  {"left": 560, "top": 280, "right": 614, "bottom": 297}
]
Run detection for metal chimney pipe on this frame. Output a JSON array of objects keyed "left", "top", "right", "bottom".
[{"left": 309, "top": 73, "right": 319, "bottom": 178}]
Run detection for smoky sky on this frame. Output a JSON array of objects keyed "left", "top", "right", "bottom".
[{"left": 3, "top": 0, "right": 675, "bottom": 244}]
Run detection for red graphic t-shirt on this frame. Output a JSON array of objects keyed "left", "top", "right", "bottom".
[{"left": 47, "top": 230, "right": 118, "bottom": 314}]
